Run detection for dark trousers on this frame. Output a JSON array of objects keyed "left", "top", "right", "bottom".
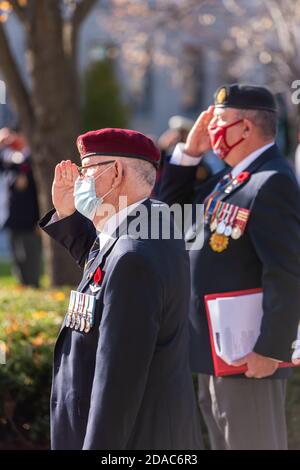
[
  {"left": 9, "top": 229, "right": 42, "bottom": 288},
  {"left": 198, "top": 373, "right": 288, "bottom": 450}
]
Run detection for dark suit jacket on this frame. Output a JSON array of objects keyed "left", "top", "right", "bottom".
[
  {"left": 159, "top": 145, "right": 300, "bottom": 378},
  {"left": 40, "top": 199, "right": 203, "bottom": 450}
]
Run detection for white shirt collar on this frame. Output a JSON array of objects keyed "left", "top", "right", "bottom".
[
  {"left": 98, "top": 198, "right": 147, "bottom": 242},
  {"left": 231, "top": 142, "right": 275, "bottom": 178}
]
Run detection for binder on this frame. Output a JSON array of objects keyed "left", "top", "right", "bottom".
[{"left": 204, "top": 288, "right": 300, "bottom": 377}]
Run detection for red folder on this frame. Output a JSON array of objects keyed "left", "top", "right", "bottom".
[{"left": 204, "top": 288, "right": 296, "bottom": 377}]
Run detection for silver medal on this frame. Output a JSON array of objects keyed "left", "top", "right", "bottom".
[
  {"left": 224, "top": 225, "right": 232, "bottom": 237},
  {"left": 216, "top": 221, "right": 226, "bottom": 235},
  {"left": 231, "top": 226, "right": 242, "bottom": 240}
]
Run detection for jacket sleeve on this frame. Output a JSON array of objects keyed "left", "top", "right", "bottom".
[
  {"left": 158, "top": 160, "right": 198, "bottom": 206},
  {"left": 82, "top": 251, "right": 163, "bottom": 450},
  {"left": 248, "top": 173, "right": 300, "bottom": 361},
  {"left": 159, "top": 160, "right": 226, "bottom": 206},
  {"left": 39, "top": 209, "right": 96, "bottom": 268}
]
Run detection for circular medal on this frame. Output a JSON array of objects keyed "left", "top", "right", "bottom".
[
  {"left": 210, "top": 219, "right": 218, "bottom": 232},
  {"left": 209, "top": 233, "right": 229, "bottom": 253},
  {"left": 70, "top": 313, "right": 76, "bottom": 329},
  {"left": 80, "top": 317, "right": 86, "bottom": 332},
  {"left": 84, "top": 320, "right": 91, "bottom": 333},
  {"left": 74, "top": 315, "right": 81, "bottom": 330},
  {"left": 216, "top": 221, "right": 226, "bottom": 235},
  {"left": 231, "top": 226, "right": 242, "bottom": 240},
  {"left": 224, "top": 225, "right": 232, "bottom": 237}
]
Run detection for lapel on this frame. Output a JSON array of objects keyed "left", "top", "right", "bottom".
[
  {"left": 55, "top": 199, "right": 152, "bottom": 340},
  {"left": 215, "top": 144, "right": 281, "bottom": 203},
  {"left": 74, "top": 198, "right": 152, "bottom": 292},
  {"left": 77, "top": 235, "right": 118, "bottom": 292}
]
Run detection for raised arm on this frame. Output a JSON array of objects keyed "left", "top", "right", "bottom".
[{"left": 39, "top": 160, "right": 96, "bottom": 268}]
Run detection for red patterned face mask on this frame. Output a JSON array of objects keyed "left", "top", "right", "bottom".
[{"left": 208, "top": 119, "right": 245, "bottom": 160}]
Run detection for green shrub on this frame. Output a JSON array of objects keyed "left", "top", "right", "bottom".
[{"left": 0, "top": 286, "right": 68, "bottom": 449}]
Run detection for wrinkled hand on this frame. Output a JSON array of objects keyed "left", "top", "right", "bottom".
[
  {"left": 52, "top": 160, "right": 79, "bottom": 219},
  {"left": 184, "top": 106, "right": 214, "bottom": 157},
  {"left": 232, "top": 351, "right": 279, "bottom": 379}
]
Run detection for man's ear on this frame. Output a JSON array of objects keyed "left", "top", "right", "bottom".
[
  {"left": 242, "top": 118, "right": 253, "bottom": 138},
  {"left": 112, "top": 159, "right": 123, "bottom": 188}
]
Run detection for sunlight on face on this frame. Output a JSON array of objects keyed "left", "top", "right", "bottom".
[
  {"left": 211, "top": 107, "right": 239, "bottom": 127},
  {"left": 80, "top": 156, "right": 115, "bottom": 178}
]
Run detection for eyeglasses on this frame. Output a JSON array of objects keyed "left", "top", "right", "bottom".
[{"left": 77, "top": 160, "right": 115, "bottom": 177}]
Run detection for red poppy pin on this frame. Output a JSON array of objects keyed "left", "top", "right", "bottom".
[
  {"left": 236, "top": 171, "right": 250, "bottom": 184},
  {"left": 93, "top": 267, "right": 103, "bottom": 285},
  {"left": 90, "top": 267, "right": 103, "bottom": 293}
]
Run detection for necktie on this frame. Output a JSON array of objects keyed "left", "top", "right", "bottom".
[
  {"left": 214, "top": 171, "right": 233, "bottom": 192},
  {"left": 204, "top": 171, "right": 233, "bottom": 204},
  {"left": 84, "top": 237, "right": 100, "bottom": 273}
]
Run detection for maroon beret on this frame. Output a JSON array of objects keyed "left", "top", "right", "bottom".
[{"left": 77, "top": 128, "right": 161, "bottom": 168}]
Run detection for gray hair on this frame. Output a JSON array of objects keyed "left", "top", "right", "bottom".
[
  {"left": 236, "top": 109, "right": 277, "bottom": 138},
  {"left": 124, "top": 157, "right": 157, "bottom": 189}
]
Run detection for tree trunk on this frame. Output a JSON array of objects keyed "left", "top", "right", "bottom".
[
  {"left": 0, "top": 0, "right": 98, "bottom": 285},
  {"left": 25, "top": 0, "right": 82, "bottom": 286}
]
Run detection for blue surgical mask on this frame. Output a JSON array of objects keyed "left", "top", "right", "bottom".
[{"left": 74, "top": 164, "right": 115, "bottom": 221}]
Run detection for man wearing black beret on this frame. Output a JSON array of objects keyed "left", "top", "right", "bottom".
[
  {"left": 39, "top": 128, "right": 203, "bottom": 450},
  {"left": 159, "top": 84, "right": 300, "bottom": 449}
]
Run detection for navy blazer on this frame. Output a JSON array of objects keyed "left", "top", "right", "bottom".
[
  {"left": 40, "top": 199, "right": 203, "bottom": 450},
  {"left": 159, "top": 145, "right": 300, "bottom": 378}
]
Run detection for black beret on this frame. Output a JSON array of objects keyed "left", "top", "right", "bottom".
[{"left": 214, "top": 84, "right": 277, "bottom": 113}]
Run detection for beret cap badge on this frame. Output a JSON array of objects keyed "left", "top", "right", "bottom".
[
  {"left": 77, "top": 139, "right": 84, "bottom": 156},
  {"left": 216, "top": 87, "right": 227, "bottom": 104}
]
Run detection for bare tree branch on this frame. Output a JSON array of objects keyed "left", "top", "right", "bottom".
[
  {"left": 72, "top": 0, "right": 98, "bottom": 31},
  {"left": 0, "top": 21, "right": 33, "bottom": 132}
]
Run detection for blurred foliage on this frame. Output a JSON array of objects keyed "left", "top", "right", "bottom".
[
  {"left": 0, "top": 264, "right": 300, "bottom": 449},
  {"left": 0, "top": 274, "right": 68, "bottom": 449},
  {"left": 82, "top": 58, "right": 129, "bottom": 132}
]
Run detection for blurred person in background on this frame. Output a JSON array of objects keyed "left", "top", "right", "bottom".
[
  {"left": 0, "top": 127, "right": 42, "bottom": 288},
  {"left": 153, "top": 115, "right": 193, "bottom": 196}
]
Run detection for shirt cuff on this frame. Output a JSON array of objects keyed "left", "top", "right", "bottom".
[
  {"left": 50, "top": 212, "right": 62, "bottom": 224},
  {"left": 268, "top": 357, "right": 283, "bottom": 363},
  {"left": 170, "top": 143, "right": 202, "bottom": 166}
]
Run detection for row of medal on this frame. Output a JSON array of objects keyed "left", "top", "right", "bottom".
[
  {"left": 205, "top": 197, "right": 250, "bottom": 252},
  {"left": 65, "top": 290, "right": 96, "bottom": 333}
]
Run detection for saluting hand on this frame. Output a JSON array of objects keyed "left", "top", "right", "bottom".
[
  {"left": 232, "top": 351, "right": 279, "bottom": 379},
  {"left": 184, "top": 106, "right": 214, "bottom": 157},
  {"left": 52, "top": 160, "right": 79, "bottom": 219}
]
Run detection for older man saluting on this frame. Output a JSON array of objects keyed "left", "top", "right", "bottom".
[
  {"left": 159, "top": 84, "right": 300, "bottom": 450},
  {"left": 40, "top": 128, "right": 203, "bottom": 450}
]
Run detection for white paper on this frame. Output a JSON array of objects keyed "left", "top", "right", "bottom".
[
  {"left": 208, "top": 293, "right": 300, "bottom": 365},
  {"left": 208, "top": 292, "right": 264, "bottom": 364}
]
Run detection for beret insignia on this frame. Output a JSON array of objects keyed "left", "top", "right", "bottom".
[
  {"left": 216, "top": 87, "right": 227, "bottom": 104},
  {"left": 77, "top": 139, "right": 84, "bottom": 156}
]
